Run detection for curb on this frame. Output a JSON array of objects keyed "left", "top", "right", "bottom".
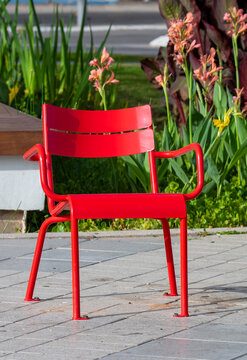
[{"left": 1, "top": 227, "right": 246, "bottom": 240}]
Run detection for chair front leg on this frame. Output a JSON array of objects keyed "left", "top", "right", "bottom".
[
  {"left": 174, "top": 217, "right": 189, "bottom": 317},
  {"left": 25, "top": 217, "right": 54, "bottom": 301},
  {"left": 161, "top": 219, "right": 178, "bottom": 296},
  {"left": 70, "top": 217, "right": 88, "bottom": 320}
]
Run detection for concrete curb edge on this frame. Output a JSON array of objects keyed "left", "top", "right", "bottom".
[{"left": 1, "top": 227, "right": 247, "bottom": 240}]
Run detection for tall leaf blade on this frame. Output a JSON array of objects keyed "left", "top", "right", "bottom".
[
  {"left": 72, "top": 0, "right": 87, "bottom": 82},
  {"left": 169, "top": 158, "right": 189, "bottom": 185},
  {"left": 29, "top": 0, "right": 44, "bottom": 47}
]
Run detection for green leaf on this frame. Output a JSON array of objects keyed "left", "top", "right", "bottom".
[
  {"left": 206, "top": 157, "right": 220, "bottom": 185},
  {"left": 224, "top": 140, "right": 233, "bottom": 159},
  {"left": 70, "top": 68, "right": 90, "bottom": 108},
  {"left": 0, "top": 81, "right": 9, "bottom": 104},
  {"left": 191, "top": 78, "right": 197, "bottom": 97},
  {"left": 226, "top": 138, "right": 247, "bottom": 173},
  {"left": 71, "top": 0, "right": 87, "bottom": 82},
  {"left": 158, "top": 0, "right": 182, "bottom": 20},
  {"left": 157, "top": 159, "right": 169, "bottom": 182},
  {"left": 169, "top": 158, "right": 189, "bottom": 185},
  {"left": 122, "top": 155, "right": 150, "bottom": 193},
  {"left": 197, "top": 115, "right": 213, "bottom": 152},
  {"left": 193, "top": 115, "right": 207, "bottom": 144},
  {"left": 198, "top": 100, "right": 205, "bottom": 115},
  {"left": 144, "top": 152, "right": 150, "bottom": 175},
  {"left": 202, "top": 180, "right": 216, "bottom": 194},
  {"left": 182, "top": 126, "right": 190, "bottom": 147},
  {"left": 96, "top": 25, "right": 111, "bottom": 55},
  {"left": 235, "top": 116, "right": 247, "bottom": 145},
  {"left": 226, "top": 87, "right": 233, "bottom": 108},
  {"left": 29, "top": 0, "right": 44, "bottom": 47},
  {"left": 213, "top": 82, "right": 227, "bottom": 118}
]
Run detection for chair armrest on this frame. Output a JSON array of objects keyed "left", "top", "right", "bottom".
[
  {"left": 23, "top": 145, "right": 41, "bottom": 162},
  {"left": 154, "top": 143, "right": 204, "bottom": 201},
  {"left": 23, "top": 144, "right": 67, "bottom": 202}
]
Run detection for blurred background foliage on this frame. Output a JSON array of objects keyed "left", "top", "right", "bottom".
[{"left": 1, "top": 0, "right": 246, "bottom": 232}]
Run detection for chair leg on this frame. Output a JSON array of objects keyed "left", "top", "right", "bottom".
[
  {"left": 70, "top": 217, "right": 88, "bottom": 320},
  {"left": 174, "top": 217, "right": 189, "bottom": 317},
  {"left": 161, "top": 219, "right": 178, "bottom": 296},
  {"left": 25, "top": 217, "right": 54, "bottom": 301}
]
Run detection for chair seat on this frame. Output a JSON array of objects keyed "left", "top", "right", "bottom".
[{"left": 66, "top": 193, "right": 186, "bottom": 220}]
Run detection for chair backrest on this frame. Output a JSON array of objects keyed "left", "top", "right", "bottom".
[
  {"left": 43, "top": 104, "right": 155, "bottom": 158},
  {"left": 42, "top": 104, "right": 156, "bottom": 212}
]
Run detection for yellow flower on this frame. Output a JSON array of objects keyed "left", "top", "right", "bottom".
[
  {"left": 213, "top": 108, "right": 234, "bottom": 134},
  {"left": 9, "top": 85, "right": 19, "bottom": 105}
]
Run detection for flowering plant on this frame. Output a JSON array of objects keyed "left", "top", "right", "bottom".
[
  {"left": 142, "top": 1, "right": 247, "bottom": 195},
  {"left": 88, "top": 47, "right": 120, "bottom": 191},
  {"left": 88, "top": 47, "right": 119, "bottom": 110}
]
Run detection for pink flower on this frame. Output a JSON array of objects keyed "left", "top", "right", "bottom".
[
  {"left": 232, "top": 87, "right": 244, "bottom": 106},
  {"left": 105, "top": 57, "right": 114, "bottom": 70},
  {"left": 100, "top": 47, "right": 110, "bottom": 64},
  {"left": 88, "top": 47, "right": 119, "bottom": 93},
  {"left": 93, "top": 79, "right": 101, "bottom": 92},
  {"left": 88, "top": 68, "right": 104, "bottom": 82},
  {"left": 104, "top": 72, "right": 119, "bottom": 86},
  {"left": 89, "top": 47, "right": 115, "bottom": 71},
  {"left": 155, "top": 64, "right": 171, "bottom": 88},
  {"left": 184, "top": 12, "right": 194, "bottom": 24},
  {"left": 187, "top": 39, "right": 200, "bottom": 54},
  {"left": 193, "top": 47, "right": 223, "bottom": 90},
  {"left": 167, "top": 11, "right": 200, "bottom": 69},
  {"left": 223, "top": 7, "right": 247, "bottom": 38},
  {"left": 174, "top": 54, "right": 184, "bottom": 67},
  {"left": 223, "top": 13, "right": 232, "bottom": 22},
  {"left": 89, "top": 58, "right": 99, "bottom": 67},
  {"left": 238, "top": 23, "right": 247, "bottom": 35},
  {"left": 155, "top": 74, "right": 164, "bottom": 87}
]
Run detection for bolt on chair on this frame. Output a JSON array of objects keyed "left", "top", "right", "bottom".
[{"left": 23, "top": 104, "right": 204, "bottom": 320}]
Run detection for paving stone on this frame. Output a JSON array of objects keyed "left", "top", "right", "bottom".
[
  {"left": 0, "top": 351, "right": 12, "bottom": 357},
  {"left": 102, "top": 356, "right": 198, "bottom": 360},
  {"left": 18, "top": 347, "right": 114, "bottom": 360},
  {"left": 0, "top": 338, "right": 46, "bottom": 353},
  {"left": 168, "top": 323, "right": 247, "bottom": 343},
  {"left": 2, "top": 353, "right": 45, "bottom": 360},
  {"left": 212, "top": 309, "right": 247, "bottom": 325},
  {"left": 76, "top": 238, "right": 163, "bottom": 253},
  {"left": 1, "top": 230, "right": 247, "bottom": 359},
  {"left": 106, "top": 337, "right": 247, "bottom": 360}
]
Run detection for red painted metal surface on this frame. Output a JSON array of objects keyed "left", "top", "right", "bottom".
[
  {"left": 154, "top": 143, "right": 204, "bottom": 200},
  {"left": 23, "top": 104, "right": 204, "bottom": 320},
  {"left": 68, "top": 193, "right": 186, "bottom": 219},
  {"left": 44, "top": 103, "right": 153, "bottom": 133},
  {"left": 47, "top": 128, "right": 155, "bottom": 158},
  {"left": 24, "top": 215, "right": 70, "bottom": 302},
  {"left": 161, "top": 219, "right": 178, "bottom": 297}
]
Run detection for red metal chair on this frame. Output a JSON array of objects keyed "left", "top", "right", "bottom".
[{"left": 24, "top": 104, "right": 204, "bottom": 320}]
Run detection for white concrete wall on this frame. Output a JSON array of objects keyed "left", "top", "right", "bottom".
[{"left": 0, "top": 156, "right": 45, "bottom": 211}]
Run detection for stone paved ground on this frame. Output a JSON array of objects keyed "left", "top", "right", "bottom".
[{"left": 0, "top": 228, "right": 247, "bottom": 359}]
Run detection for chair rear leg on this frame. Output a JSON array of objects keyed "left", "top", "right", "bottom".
[
  {"left": 25, "top": 217, "right": 53, "bottom": 301},
  {"left": 174, "top": 217, "right": 189, "bottom": 317},
  {"left": 161, "top": 219, "right": 178, "bottom": 296},
  {"left": 71, "top": 217, "right": 88, "bottom": 320}
]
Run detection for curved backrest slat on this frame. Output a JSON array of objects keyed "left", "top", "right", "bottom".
[
  {"left": 47, "top": 128, "right": 154, "bottom": 158},
  {"left": 43, "top": 104, "right": 152, "bottom": 133},
  {"left": 43, "top": 104, "right": 155, "bottom": 158}
]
